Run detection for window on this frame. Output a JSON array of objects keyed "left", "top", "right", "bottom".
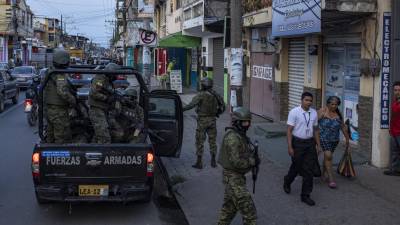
[
  {"left": 193, "top": 3, "right": 203, "bottom": 18},
  {"left": 48, "top": 34, "right": 55, "bottom": 42},
  {"left": 176, "top": 0, "right": 181, "bottom": 9},
  {"left": 184, "top": 9, "right": 191, "bottom": 21},
  {"left": 170, "top": 1, "right": 174, "bottom": 13},
  {"left": 22, "top": 11, "right": 25, "bottom": 25},
  {"left": 149, "top": 98, "right": 176, "bottom": 118}
]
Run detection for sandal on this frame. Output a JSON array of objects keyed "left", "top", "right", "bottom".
[{"left": 328, "top": 182, "right": 337, "bottom": 189}]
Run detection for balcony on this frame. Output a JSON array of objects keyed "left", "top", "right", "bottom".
[
  {"left": 243, "top": 0, "right": 272, "bottom": 14},
  {"left": 182, "top": 0, "right": 228, "bottom": 36}
]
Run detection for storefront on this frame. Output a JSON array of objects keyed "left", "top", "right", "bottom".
[
  {"left": 248, "top": 27, "right": 276, "bottom": 119},
  {"left": 212, "top": 37, "right": 224, "bottom": 96},
  {"left": 323, "top": 36, "right": 361, "bottom": 143},
  {"left": 287, "top": 38, "right": 306, "bottom": 110}
]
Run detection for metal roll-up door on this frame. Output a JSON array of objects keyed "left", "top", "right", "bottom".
[
  {"left": 288, "top": 39, "right": 305, "bottom": 109},
  {"left": 213, "top": 38, "right": 224, "bottom": 96}
]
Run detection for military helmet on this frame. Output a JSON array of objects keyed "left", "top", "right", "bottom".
[
  {"left": 200, "top": 77, "right": 213, "bottom": 88},
  {"left": 232, "top": 107, "right": 252, "bottom": 122},
  {"left": 125, "top": 88, "right": 138, "bottom": 98},
  {"left": 104, "top": 62, "right": 121, "bottom": 71},
  {"left": 53, "top": 48, "right": 70, "bottom": 67}
]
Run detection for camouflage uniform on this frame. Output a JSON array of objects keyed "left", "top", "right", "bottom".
[
  {"left": 88, "top": 74, "right": 114, "bottom": 144},
  {"left": 183, "top": 91, "right": 219, "bottom": 156},
  {"left": 110, "top": 102, "right": 145, "bottom": 143},
  {"left": 44, "top": 72, "right": 76, "bottom": 144},
  {"left": 217, "top": 108, "right": 257, "bottom": 225}
]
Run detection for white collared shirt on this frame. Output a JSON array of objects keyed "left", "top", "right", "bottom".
[{"left": 287, "top": 106, "right": 318, "bottom": 139}]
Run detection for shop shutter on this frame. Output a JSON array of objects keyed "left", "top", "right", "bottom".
[
  {"left": 213, "top": 37, "right": 225, "bottom": 96},
  {"left": 288, "top": 39, "right": 305, "bottom": 110}
]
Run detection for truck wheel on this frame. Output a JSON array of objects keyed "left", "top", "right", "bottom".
[
  {"left": 141, "top": 190, "right": 153, "bottom": 203},
  {"left": 0, "top": 95, "right": 4, "bottom": 113},
  {"left": 12, "top": 89, "right": 19, "bottom": 104},
  {"left": 35, "top": 191, "right": 50, "bottom": 204}
]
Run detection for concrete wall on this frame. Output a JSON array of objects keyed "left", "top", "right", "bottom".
[{"left": 166, "top": 2, "right": 182, "bottom": 35}]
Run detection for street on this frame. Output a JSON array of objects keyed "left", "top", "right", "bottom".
[{"left": 0, "top": 94, "right": 188, "bottom": 225}]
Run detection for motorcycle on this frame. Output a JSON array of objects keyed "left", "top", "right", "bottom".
[{"left": 25, "top": 76, "right": 40, "bottom": 127}]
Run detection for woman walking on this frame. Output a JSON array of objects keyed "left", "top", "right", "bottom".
[{"left": 318, "top": 96, "right": 350, "bottom": 188}]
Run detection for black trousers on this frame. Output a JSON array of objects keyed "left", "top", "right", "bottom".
[
  {"left": 390, "top": 136, "right": 400, "bottom": 172},
  {"left": 285, "top": 137, "right": 316, "bottom": 197}
]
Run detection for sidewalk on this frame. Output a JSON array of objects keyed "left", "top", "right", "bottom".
[{"left": 162, "top": 94, "right": 400, "bottom": 225}]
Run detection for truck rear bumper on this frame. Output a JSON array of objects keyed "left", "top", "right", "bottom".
[{"left": 35, "top": 182, "right": 153, "bottom": 203}]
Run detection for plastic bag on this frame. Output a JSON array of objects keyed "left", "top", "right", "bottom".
[{"left": 337, "top": 151, "right": 356, "bottom": 177}]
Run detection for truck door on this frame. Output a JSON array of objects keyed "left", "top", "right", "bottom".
[{"left": 145, "top": 90, "right": 183, "bottom": 157}]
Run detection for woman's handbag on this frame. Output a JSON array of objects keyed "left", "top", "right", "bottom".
[{"left": 337, "top": 150, "right": 356, "bottom": 177}]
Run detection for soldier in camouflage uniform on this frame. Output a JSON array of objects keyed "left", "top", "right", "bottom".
[
  {"left": 110, "top": 88, "right": 145, "bottom": 143},
  {"left": 88, "top": 63, "right": 120, "bottom": 143},
  {"left": 183, "top": 77, "right": 224, "bottom": 169},
  {"left": 217, "top": 107, "right": 258, "bottom": 225},
  {"left": 44, "top": 48, "right": 76, "bottom": 144}
]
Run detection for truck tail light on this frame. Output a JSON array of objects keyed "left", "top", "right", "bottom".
[
  {"left": 73, "top": 73, "right": 82, "bottom": 79},
  {"left": 25, "top": 99, "right": 33, "bottom": 107},
  {"left": 32, "top": 152, "right": 40, "bottom": 178},
  {"left": 146, "top": 152, "right": 154, "bottom": 177}
]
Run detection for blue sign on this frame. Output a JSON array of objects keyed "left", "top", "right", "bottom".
[
  {"left": 272, "top": 0, "right": 321, "bottom": 37},
  {"left": 380, "top": 12, "right": 391, "bottom": 129}
]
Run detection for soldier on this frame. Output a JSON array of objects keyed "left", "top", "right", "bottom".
[
  {"left": 110, "top": 88, "right": 145, "bottom": 143},
  {"left": 183, "top": 77, "right": 225, "bottom": 169},
  {"left": 217, "top": 107, "right": 258, "bottom": 225},
  {"left": 44, "top": 48, "right": 76, "bottom": 144},
  {"left": 88, "top": 63, "right": 120, "bottom": 143}
]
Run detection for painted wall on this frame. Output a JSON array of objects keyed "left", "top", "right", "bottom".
[{"left": 371, "top": 0, "right": 392, "bottom": 168}]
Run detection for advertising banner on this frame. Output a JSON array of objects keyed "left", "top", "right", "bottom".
[
  {"left": 230, "top": 48, "right": 243, "bottom": 86},
  {"left": 170, "top": 70, "right": 183, "bottom": 94},
  {"left": 272, "top": 0, "right": 321, "bottom": 37}
]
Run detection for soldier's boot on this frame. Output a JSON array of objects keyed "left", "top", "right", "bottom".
[
  {"left": 211, "top": 154, "right": 217, "bottom": 168},
  {"left": 192, "top": 156, "right": 203, "bottom": 169}
]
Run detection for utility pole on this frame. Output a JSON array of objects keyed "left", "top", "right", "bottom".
[
  {"left": 60, "top": 15, "right": 63, "bottom": 45},
  {"left": 12, "top": 1, "right": 18, "bottom": 62},
  {"left": 122, "top": 0, "right": 127, "bottom": 66},
  {"left": 229, "top": 0, "right": 243, "bottom": 107},
  {"left": 142, "top": 18, "right": 151, "bottom": 86}
]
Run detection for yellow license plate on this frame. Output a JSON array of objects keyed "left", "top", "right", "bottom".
[{"left": 79, "top": 185, "right": 109, "bottom": 196}]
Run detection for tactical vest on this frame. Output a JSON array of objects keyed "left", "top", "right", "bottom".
[
  {"left": 88, "top": 75, "right": 112, "bottom": 110},
  {"left": 218, "top": 128, "right": 252, "bottom": 174},
  {"left": 44, "top": 73, "right": 70, "bottom": 106},
  {"left": 196, "top": 91, "right": 218, "bottom": 117}
]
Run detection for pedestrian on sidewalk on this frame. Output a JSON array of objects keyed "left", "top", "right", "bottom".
[
  {"left": 318, "top": 96, "right": 350, "bottom": 188},
  {"left": 183, "top": 77, "right": 225, "bottom": 169},
  {"left": 284, "top": 92, "right": 321, "bottom": 206},
  {"left": 384, "top": 81, "right": 400, "bottom": 176},
  {"left": 217, "top": 107, "right": 258, "bottom": 225}
]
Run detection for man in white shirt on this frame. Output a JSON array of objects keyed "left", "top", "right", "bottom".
[{"left": 283, "top": 92, "right": 321, "bottom": 206}]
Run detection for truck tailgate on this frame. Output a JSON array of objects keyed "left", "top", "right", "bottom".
[{"left": 35, "top": 143, "right": 151, "bottom": 183}]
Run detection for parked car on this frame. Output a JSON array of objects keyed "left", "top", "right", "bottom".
[
  {"left": 0, "top": 70, "right": 19, "bottom": 112},
  {"left": 0, "top": 62, "right": 11, "bottom": 72},
  {"left": 11, "top": 66, "right": 37, "bottom": 88}
]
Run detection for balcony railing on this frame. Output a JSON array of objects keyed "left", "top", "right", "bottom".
[
  {"left": 243, "top": 0, "right": 272, "bottom": 14},
  {"left": 324, "top": 0, "right": 376, "bottom": 12}
]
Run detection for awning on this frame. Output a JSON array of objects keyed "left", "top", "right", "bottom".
[{"left": 158, "top": 32, "right": 201, "bottom": 48}]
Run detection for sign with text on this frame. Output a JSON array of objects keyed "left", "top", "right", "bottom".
[
  {"left": 252, "top": 65, "right": 273, "bottom": 80},
  {"left": 170, "top": 70, "right": 183, "bottom": 94},
  {"left": 381, "top": 12, "right": 391, "bottom": 129},
  {"left": 272, "top": 0, "right": 321, "bottom": 37}
]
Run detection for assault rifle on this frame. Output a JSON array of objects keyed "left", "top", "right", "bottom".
[{"left": 251, "top": 140, "right": 260, "bottom": 194}]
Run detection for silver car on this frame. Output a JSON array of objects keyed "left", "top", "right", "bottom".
[{"left": 11, "top": 66, "right": 37, "bottom": 88}]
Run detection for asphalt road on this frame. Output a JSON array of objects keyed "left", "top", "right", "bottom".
[{"left": 0, "top": 94, "right": 188, "bottom": 225}]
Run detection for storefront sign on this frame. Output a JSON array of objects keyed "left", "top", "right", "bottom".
[
  {"left": 272, "top": 0, "right": 321, "bottom": 37},
  {"left": 252, "top": 65, "right": 273, "bottom": 80},
  {"left": 230, "top": 48, "right": 243, "bottom": 86},
  {"left": 170, "top": 70, "right": 183, "bottom": 94},
  {"left": 380, "top": 12, "right": 391, "bottom": 129}
]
